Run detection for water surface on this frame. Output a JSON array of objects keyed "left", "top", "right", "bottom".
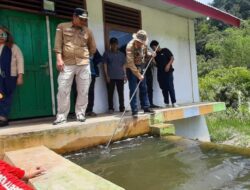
[{"left": 65, "top": 135, "right": 250, "bottom": 190}]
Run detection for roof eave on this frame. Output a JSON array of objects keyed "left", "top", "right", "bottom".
[{"left": 162, "top": 0, "right": 241, "bottom": 27}]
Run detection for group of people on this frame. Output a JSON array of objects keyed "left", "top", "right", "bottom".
[
  {"left": 0, "top": 7, "right": 178, "bottom": 127},
  {"left": 53, "top": 7, "right": 178, "bottom": 124},
  {"left": 0, "top": 6, "right": 179, "bottom": 190}
]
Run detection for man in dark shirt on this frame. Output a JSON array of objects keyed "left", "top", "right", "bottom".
[
  {"left": 145, "top": 63, "right": 160, "bottom": 108},
  {"left": 103, "top": 38, "right": 126, "bottom": 113},
  {"left": 150, "top": 40, "right": 178, "bottom": 107}
]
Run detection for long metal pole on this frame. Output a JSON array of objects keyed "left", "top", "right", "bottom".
[{"left": 105, "top": 45, "right": 159, "bottom": 149}]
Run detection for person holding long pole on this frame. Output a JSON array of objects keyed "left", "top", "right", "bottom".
[{"left": 126, "top": 30, "right": 156, "bottom": 117}]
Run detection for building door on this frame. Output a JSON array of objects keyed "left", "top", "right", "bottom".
[{"left": 0, "top": 10, "right": 53, "bottom": 119}]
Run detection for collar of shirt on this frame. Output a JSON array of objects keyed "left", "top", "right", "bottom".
[{"left": 0, "top": 44, "right": 4, "bottom": 56}]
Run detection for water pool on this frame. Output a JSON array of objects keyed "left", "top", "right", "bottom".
[{"left": 65, "top": 135, "right": 250, "bottom": 190}]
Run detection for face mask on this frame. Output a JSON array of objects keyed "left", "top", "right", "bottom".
[{"left": 0, "top": 32, "right": 7, "bottom": 39}]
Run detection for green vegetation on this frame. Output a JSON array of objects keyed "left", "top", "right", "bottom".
[
  {"left": 199, "top": 67, "right": 250, "bottom": 107},
  {"left": 196, "top": 0, "right": 250, "bottom": 146},
  {"left": 207, "top": 108, "right": 250, "bottom": 146}
]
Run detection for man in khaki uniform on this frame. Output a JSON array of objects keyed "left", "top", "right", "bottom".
[
  {"left": 126, "top": 30, "right": 155, "bottom": 117},
  {"left": 53, "top": 8, "right": 96, "bottom": 125}
]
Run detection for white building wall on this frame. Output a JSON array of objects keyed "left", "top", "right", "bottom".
[{"left": 86, "top": 0, "right": 200, "bottom": 113}]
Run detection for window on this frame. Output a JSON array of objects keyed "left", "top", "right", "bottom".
[
  {"left": 0, "top": 0, "right": 86, "bottom": 19},
  {"left": 103, "top": 1, "right": 141, "bottom": 29},
  {"left": 103, "top": 1, "right": 141, "bottom": 50}
]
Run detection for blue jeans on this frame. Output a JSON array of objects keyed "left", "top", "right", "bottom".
[
  {"left": 0, "top": 76, "right": 17, "bottom": 118},
  {"left": 127, "top": 69, "right": 150, "bottom": 113},
  {"left": 157, "top": 71, "right": 176, "bottom": 104},
  {"left": 0, "top": 93, "right": 14, "bottom": 118}
]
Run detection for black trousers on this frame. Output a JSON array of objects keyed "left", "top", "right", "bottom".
[
  {"left": 158, "top": 72, "right": 176, "bottom": 104},
  {"left": 145, "top": 68, "right": 153, "bottom": 106},
  {"left": 86, "top": 75, "right": 96, "bottom": 113},
  {"left": 107, "top": 79, "right": 125, "bottom": 111}
]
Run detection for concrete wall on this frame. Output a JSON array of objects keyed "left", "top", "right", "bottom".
[
  {"left": 85, "top": 0, "right": 210, "bottom": 141},
  {"left": 86, "top": 0, "right": 200, "bottom": 113}
]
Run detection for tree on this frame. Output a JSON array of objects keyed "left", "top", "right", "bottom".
[
  {"left": 205, "top": 20, "right": 250, "bottom": 68},
  {"left": 195, "top": 0, "right": 250, "bottom": 60},
  {"left": 212, "top": 0, "right": 250, "bottom": 20}
]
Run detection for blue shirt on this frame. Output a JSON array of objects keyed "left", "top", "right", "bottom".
[
  {"left": 103, "top": 51, "right": 126, "bottom": 79},
  {"left": 90, "top": 49, "right": 102, "bottom": 77}
]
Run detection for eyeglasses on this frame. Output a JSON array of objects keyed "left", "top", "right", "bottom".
[{"left": 0, "top": 32, "right": 7, "bottom": 38}]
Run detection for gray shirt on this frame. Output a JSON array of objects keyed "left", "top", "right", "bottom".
[{"left": 103, "top": 50, "right": 126, "bottom": 79}]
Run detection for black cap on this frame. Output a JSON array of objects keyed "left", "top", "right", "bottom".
[
  {"left": 150, "top": 40, "right": 159, "bottom": 48},
  {"left": 73, "top": 8, "right": 88, "bottom": 19},
  {"left": 110, "top": 37, "right": 118, "bottom": 44}
]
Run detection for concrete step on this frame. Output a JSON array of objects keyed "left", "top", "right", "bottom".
[
  {"left": 4, "top": 146, "right": 125, "bottom": 190},
  {"left": 150, "top": 123, "right": 175, "bottom": 136}
]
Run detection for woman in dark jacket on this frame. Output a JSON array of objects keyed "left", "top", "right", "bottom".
[{"left": 0, "top": 26, "right": 24, "bottom": 127}]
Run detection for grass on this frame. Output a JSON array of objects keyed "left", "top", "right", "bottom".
[{"left": 206, "top": 108, "right": 250, "bottom": 147}]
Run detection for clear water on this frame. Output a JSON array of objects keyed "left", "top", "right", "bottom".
[{"left": 65, "top": 135, "right": 250, "bottom": 190}]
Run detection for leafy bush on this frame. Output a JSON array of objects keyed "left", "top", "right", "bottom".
[
  {"left": 199, "top": 67, "right": 250, "bottom": 107},
  {"left": 197, "top": 55, "right": 224, "bottom": 77}
]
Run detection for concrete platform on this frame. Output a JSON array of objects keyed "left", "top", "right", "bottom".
[
  {"left": 4, "top": 146, "right": 125, "bottom": 190},
  {"left": 0, "top": 102, "right": 225, "bottom": 158}
]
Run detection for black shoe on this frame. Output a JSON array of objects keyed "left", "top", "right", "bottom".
[
  {"left": 150, "top": 104, "right": 160, "bottom": 108},
  {"left": 144, "top": 108, "right": 155, "bottom": 114},
  {"left": 0, "top": 120, "right": 8, "bottom": 127},
  {"left": 86, "top": 111, "right": 97, "bottom": 117},
  {"left": 132, "top": 111, "right": 138, "bottom": 117},
  {"left": 119, "top": 107, "right": 125, "bottom": 112}
]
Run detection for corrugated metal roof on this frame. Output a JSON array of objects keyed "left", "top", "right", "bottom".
[
  {"left": 127, "top": 0, "right": 241, "bottom": 27},
  {"left": 193, "top": 0, "right": 240, "bottom": 20},
  {"left": 164, "top": 0, "right": 241, "bottom": 26}
]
